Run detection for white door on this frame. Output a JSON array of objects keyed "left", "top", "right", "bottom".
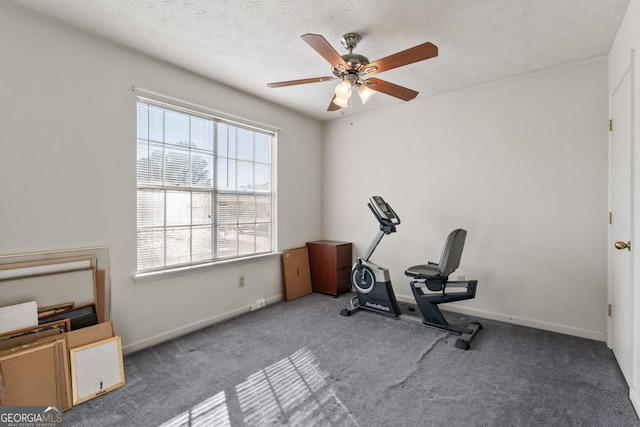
[{"left": 611, "top": 67, "right": 633, "bottom": 385}]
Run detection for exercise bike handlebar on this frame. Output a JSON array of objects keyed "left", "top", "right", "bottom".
[
  {"left": 368, "top": 196, "right": 401, "bottom": 231},
  {"left": 361, "top": 196, "right": 400, "bottom": 263}
]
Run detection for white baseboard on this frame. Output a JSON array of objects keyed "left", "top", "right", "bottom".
[
  {"left": 631, "top": 387, "right": 640, "bottom": 418},
  {"left": 122, "top": 294, "right": 283, "bottom": 354},
  {"left": 395, "top": 294, "right": 606, "bottom": 342},
  {"left": 124, "top": 291, "right": 606, "bottom": 354}
]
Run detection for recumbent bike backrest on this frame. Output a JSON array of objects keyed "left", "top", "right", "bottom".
[{"left": 438, "top": 229, "right": 467, "bottom": 277}]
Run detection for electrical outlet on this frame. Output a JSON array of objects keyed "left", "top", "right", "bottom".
[
  {"left": 239, "top": 275, "right": 245, "bottom": 288},
  {"left": 250, "top": 297, "right": 266, "bottom": 311}
]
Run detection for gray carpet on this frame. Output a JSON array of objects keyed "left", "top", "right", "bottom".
[{"left": 64, "top": 293, "right": 639, "bottom": 426}]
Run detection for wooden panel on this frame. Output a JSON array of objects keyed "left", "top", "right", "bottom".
[
  {"left": 66, "top": 321, "right": 114, "bottom": 350},
  {"left": 95, "top": 270, "right": 106, "bottom": 323},
  {"left": 335, "top": 267, "right": 352, "bottom": 295},
  {"left": 0, "top": 336, "right": 71, "bottom": 410},
  {"left": 54, "top": 336, "right": 73, "bottom": 410},
  {"left": 336, "top": 244, "right": 353, "bottom": 269},
  {"left": 0, "top": 344, "right": 57, "bottom": 405},
  {"left": 307, "top": 242, "right": 333, "bottom": 294},
  {"left": 282, "top": 248, "right": 312, "bottom": 301}
]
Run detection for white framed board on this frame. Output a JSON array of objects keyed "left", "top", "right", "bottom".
[
  {"left": 70, "top": 336, "right": 124, "bottom": 405},
  {"left": 0, "top": 301, "right": 38, "bottom": 334}
]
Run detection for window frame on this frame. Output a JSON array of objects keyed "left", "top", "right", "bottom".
[{"left": 134, "top": 94, "right": 278, "bottom": 281}]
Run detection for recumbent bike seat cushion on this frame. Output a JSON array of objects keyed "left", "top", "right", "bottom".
[{"left": 404, "top": 229, "right": 467, "bottom": 280}]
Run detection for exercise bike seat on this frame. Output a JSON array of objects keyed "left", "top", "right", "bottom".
[
  {"left": 404, "top": 229, "right": 467, "bottom": 280},
  {"left": 404, "top": 263, "right": 443, "bottom": 280}
]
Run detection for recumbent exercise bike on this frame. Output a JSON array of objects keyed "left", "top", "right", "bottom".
[{"left": 340, "top": 196, "right": 482, "bottom": 350}]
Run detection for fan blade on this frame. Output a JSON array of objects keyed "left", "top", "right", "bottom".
[
  {"left": 267, "top": 76, "right": 336, "bottom": 88},
  {"left": 327, "top": 96, "right": 341, "bottom": 111},
  {"left": 366, "top": 42, "right": 438, "bottom": 75},
  {"left": 365, "top": 78, "right": 418, "bottom": 101},
  {"left": 301, "top": 34, "right": 348, "bottom": 69}
]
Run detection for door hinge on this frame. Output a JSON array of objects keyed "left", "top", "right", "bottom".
[
  {"left": 609, "top": 119, "right": 613, "bottom": 132},
  {"left": 608, "top": 304, "right": 612, "bottom": 317},
  {"left": 609, "top": 212, "right": 612, "bottom": 224}
]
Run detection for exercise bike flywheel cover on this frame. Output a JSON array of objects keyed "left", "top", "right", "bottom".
[{"left": 351, "top": 265, "right": 375, "bottom": 294}]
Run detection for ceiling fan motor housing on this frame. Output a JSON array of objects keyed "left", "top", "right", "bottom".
[{"left": 342, "top": 53, "right": 369, "bottom": 70}]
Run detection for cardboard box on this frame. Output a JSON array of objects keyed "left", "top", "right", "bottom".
[{"left": 282, "top": 247, "right": 312, "bottom": 301}]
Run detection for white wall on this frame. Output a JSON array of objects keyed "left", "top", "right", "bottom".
[
  {"left": 0, "top": 3, "right": 323, "bottom": 352},
  {"left": 323, "top": 57, "right": 609, "bottom": 340}
]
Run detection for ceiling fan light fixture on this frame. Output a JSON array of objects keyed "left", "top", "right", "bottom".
[
  {"left": 333, "top": 97, "right": 349, "bottom": 108},
  {"left": 335, "top": 80, "right": 352, "bottom": 99},
  {"left": 357, "top": 84, "right": 375, "bottom": 104}
]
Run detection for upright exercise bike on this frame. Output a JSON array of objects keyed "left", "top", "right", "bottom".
[{"left": 340, "top": 196, "right": 482, "bottom": 350}]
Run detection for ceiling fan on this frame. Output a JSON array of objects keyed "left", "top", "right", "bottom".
[{"left": 267, "top": 33, "right": 438, "bottom": 111}]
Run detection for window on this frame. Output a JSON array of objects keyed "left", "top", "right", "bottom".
[{"left": 136, "top": 100, "right": 275, "bottom": 273}]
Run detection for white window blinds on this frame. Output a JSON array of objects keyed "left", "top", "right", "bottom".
[{"left": 136, "top": 101, "right": 275, "bottom": 273}]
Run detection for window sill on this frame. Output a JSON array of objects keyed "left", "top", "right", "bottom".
[{"left": 132, "top": 252, "right": 281, "bottom": 284}]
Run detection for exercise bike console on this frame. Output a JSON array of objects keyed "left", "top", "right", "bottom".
[
  {"left": 341, "top": 196, "right": 482, "bottom": 350},
  {"left": 369, "top": 196, "right": 400, "bottom": 227}
]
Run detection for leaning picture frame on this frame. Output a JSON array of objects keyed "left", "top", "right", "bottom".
[
  {"left": 0, "top": 318, "right": 71, "bottom": 352},
  {"left": 69, "top": 336, "right": 124, "bottom": 405}
]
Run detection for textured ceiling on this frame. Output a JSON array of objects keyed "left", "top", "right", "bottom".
[{"left": 8, "top": 0, "right": 630, "bottom": 121}]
